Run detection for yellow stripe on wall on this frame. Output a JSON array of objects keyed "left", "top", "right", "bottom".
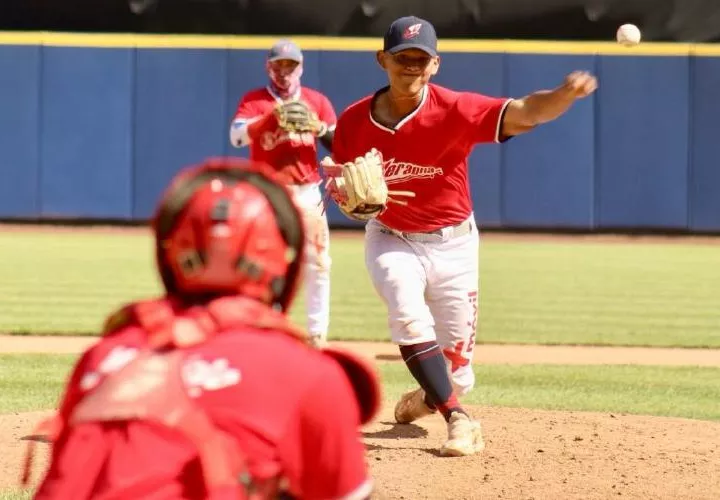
[{"left": 0, "top": 31, "right": 717, "bottom": 56}]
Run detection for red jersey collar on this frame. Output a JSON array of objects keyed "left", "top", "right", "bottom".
[{"left": 368, "top": 84, "right": 429, "bottom": 134}]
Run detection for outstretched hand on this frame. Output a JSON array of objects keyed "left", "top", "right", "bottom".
[{"left": 563, "top": 71, "right": 598, "bottom": 99}]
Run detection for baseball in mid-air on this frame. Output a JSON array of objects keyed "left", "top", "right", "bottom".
[{"left": 616, "top": 24, "right": 641, "bottom": 46}]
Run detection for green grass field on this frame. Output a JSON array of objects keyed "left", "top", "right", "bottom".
[
  {"left": 0, "top": 354, "right": 74, "bottom": 413},
  {"left": 1, "top": 230, "right": 719, "bottom": 347},
  {"left": 0, "top": 489, "right": 31, "bottom": 500},
  {"left": 2, "top": 353, "right": 719, "bottom": 421}
]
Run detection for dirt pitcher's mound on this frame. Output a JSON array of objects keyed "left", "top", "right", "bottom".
[
  {"left": 364, "top": 406, "right": 720, "bottom": 500},
  {"left": 4, "top": 407, "right": 719, "bottom": 499},
  {"left": 0, "top": 411, "right": 53, "bottom": 490}
]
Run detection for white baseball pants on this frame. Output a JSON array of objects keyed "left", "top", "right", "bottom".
[
  {"left": 288, "top": 182, "right": 331, "bottom": 338},
  {"left": 364, "top": 215, "right": 479, "bottom": 395}
]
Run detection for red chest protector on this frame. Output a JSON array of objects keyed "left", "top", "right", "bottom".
[{"left": 24, "top": 296, "right": 308, "bottom": 500}]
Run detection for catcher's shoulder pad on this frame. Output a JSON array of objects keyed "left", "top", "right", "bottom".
[
  {"left": 206, "top": 296, "right": 309, "bottom": 345},
  {"left": 102, "top": 299, "right": 178, "bottom": 348},
  {"left": 102, "top": 304, "right": 135, "bottom": 335}
]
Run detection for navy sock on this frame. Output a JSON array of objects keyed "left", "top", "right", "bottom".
[{"left": 399, "top": 341, "right": 464, "bottom": 422}]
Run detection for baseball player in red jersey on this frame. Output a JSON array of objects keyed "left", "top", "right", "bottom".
[
  {"left": 28, "top": 158, "right": 379, "bottom": 500},
  {"left": 229, "top": 40, "right": 337, "bottom": 348},
  {"left": 324, "top": 16, "right": 597, "bottom": 456}
]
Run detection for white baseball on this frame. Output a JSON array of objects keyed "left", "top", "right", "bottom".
[{"left": 616, "top": 24, "right": 641, "bottom": 46}]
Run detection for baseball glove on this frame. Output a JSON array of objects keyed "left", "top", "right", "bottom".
[
  {"left": 275, "top": 100, "right": 327, "bottom": 136},
  {"left": 320, "top": 149, "right": 415, "bottom": 221}
]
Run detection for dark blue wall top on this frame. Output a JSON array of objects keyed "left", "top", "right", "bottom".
[{"left": 0, "top": 36, "right": 717, "bottom": 231}]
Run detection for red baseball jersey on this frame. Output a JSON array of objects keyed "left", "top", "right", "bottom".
[
  {"left": 36, "top": 325, "right": 370, "bottom": 500},
  {"left": 232, "top": 87, "right": 337, "bottom": 185},
  {"left": 332, "top": 83, "right": 511, "bottom": 233}
]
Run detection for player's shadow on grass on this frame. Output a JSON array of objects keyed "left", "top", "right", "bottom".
[{"left": 363, "top": 421, "right": 428, "bottom": 440}]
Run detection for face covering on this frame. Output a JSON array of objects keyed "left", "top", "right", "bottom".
[{"left": 266, "top": 60, "right": 303, "bottom": 100}]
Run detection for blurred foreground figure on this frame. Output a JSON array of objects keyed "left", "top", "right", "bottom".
[{"left": 25, "top": 157, "right": 380, "bottom": 500}]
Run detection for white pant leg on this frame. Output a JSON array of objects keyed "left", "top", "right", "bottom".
[
  {"left": 425, "top": 218, "right": 480, "bottom": 395},
  {"left": 364, "top": 219, "right": 436, "bottom": 345},
  {"left": 290, "top": 183, "right": 331, "bottom": 338}
]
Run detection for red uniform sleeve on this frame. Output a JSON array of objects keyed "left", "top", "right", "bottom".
[
  {"left": 231, "top": 93, "right": 277, "bottom": 146},
  {"left": 330, "top": 114, "right": 352, "bottom": 164},
  {"left": 281, "top": 360, "right": 372, "bottom": 500},
  {"left": 233, "top": 93, "right": 265, "bottom": 122},
  {"left": 458, "top": 93, "right": 513, "bottom": 145}
]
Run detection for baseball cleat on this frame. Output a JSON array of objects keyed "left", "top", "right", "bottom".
[
  {"left": 394, "top": 388, "right": 437, "bottom": 424},
  {"left": 439, "top": 412, "right": 485, "bottom": 457}
]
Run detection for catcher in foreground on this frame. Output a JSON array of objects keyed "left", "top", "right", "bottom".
[
  {"left": 320, "top": 148, "right": 415, "bottom": 221},
  {"left": 28, "top": 158, "right": 379, "bottom": 500}
]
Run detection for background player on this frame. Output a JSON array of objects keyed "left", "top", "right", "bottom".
[
  {"left": 30, "top": 158, "right": 378, "bottom": 500},
  {"left": 326, "top": 16, "right": 597, "bottom": 456},
  {"left": 229, "top": 39, "right": 337, "bottom": 347}
]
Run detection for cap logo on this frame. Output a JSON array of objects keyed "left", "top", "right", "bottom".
[
  {"left": 403, "top": 23, "right": 422, "bottom": 39},
  {"left": 281, "top": 44, "right": 292, "bottom": 53}
]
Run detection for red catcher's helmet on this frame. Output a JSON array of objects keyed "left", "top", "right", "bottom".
[{"left": 151, "top": 157, "right": 305, "bottom": 312}]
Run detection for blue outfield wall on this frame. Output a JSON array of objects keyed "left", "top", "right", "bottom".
[
  {"left": 0, "top": 45, "right": 41, "bottom": 217},
  {"left": 596, "top": 56, "right": 691, "bottom": 229},
  {"left": 0, "top": 36, "right": 718, "bottom": 232},
  {"left": 502, "top": 54, "right": 596, "bottom": 229}
]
